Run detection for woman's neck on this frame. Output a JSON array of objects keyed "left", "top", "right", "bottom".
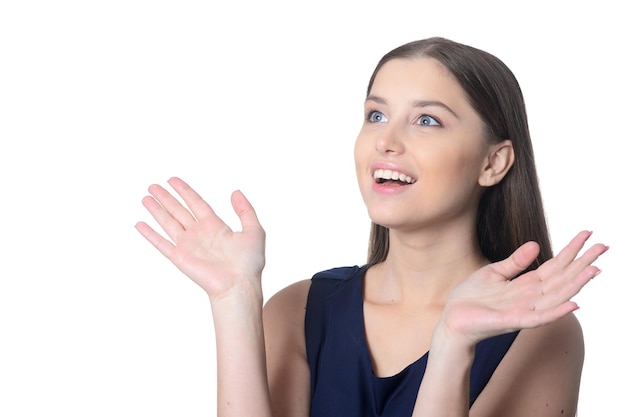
[{"left": 365, "top": 228, "right": 488, "bottom": 308}]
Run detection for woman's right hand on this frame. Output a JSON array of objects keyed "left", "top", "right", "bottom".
[{"left": 135, "top": 177, "right": 266, "bottom": 302}]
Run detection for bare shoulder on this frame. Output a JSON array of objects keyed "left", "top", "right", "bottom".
[
  {"left": 263, "top": 279, "right": 311, "bottom": 336},
  {"left": 471, "top": 314, "right": 584, "bottom": 417},
  {"left": 263, "top": 278, "right": 311, "bottom": 357},
  {"left": 263, "top": 279, "right": 312, "bottom": 417},
  {"left": 265, "top": 278, "right": 311, "bottom": 312}
]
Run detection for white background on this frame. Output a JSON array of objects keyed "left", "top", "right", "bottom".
[{"left": 1, "top": 1, "right": 623, "bottom": 415}]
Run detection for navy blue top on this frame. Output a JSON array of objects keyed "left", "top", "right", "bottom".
[{"left": 305, "top": 265, "right": 519, "bottom": 417}]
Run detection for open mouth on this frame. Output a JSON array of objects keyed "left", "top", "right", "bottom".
[{"left": 373, "top": 169, "right": 416, "bottom": 186}]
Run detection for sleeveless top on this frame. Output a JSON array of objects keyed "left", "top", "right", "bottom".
[{"left": 304, "top": 265, "right": 519, "bottom": 417}]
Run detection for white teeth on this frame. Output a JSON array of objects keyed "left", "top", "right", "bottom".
[{"left": 373, "top": 169, "right": 416, "bottom": 184}]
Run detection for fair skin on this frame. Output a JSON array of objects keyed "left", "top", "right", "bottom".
[{"left": 136, "top": 57, "right": 608, "bottom": 417}]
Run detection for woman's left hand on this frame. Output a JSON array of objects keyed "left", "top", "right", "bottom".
[{"left": 440, "top": 230, "right": 608, "bottom": 346}]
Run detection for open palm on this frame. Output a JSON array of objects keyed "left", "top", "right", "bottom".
[
  {"left": 442, "top": 230, "right": 608, "bottom": 344},
  {"left": 136, "top": 177, "right": 266, "bottom": 300}
]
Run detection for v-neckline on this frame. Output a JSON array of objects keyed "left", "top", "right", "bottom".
[{"left": 357, "top": 267, "right": 429, "bottom": 380}]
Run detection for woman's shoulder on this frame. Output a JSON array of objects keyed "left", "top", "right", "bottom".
[
  {"left": 264, "top": 279, "right": 311, "bottom": 319},
  {"left": 312, "top": 265, "right": 364, "bottom": 281},
  {"left": 506, "top": 313, "right": 584, "bottom": 369},
  {"left": 263, "top": 264, "right": 365, "bottom": 330},
  {"left": 471, "top": 313, "right": 584, "bottom": 415},
  {"left": 264, "top": 264, "right": 363, "bottom": 310}
]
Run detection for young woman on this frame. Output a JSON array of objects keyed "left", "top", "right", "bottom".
[{"left": 136, "top": 37, "right": 608, "bottom": 417}]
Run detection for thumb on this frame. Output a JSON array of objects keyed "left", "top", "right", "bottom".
[
  {"left": 231, "top": 190, "right": 263, "bottom": 231},
  {"left": 491, "top": 241, "right": 540, "bottom": 279}
]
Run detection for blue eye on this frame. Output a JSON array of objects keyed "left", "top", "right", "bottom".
[
  {"left": 417, "top": 115, "right": 440, "bottom": 126},
  {"left": 368, "top": 111, "right": 388, "bottom": 123}
]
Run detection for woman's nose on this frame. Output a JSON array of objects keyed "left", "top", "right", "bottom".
[{"left": 375, "top": 124, "right": 405, "bottom": 154}]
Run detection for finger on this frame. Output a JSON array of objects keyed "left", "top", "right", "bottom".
[
  {"left": 148, "top": 182, "right": 197, "bottom": 229},
  {"left": 565, "top": 242, "right": 609, "bottom": 276},
  {"left": 489, "top": 241, "right": 540, "bottom": 280},
  {"left": 135, "top": 221, "right": 175, "bottom": 259},
  {"left": 537, "top": 235, "right": 608, "bottom": 291},
  {"left": 168, "top": 177, "right": 218, "bottom": 223},
  {"left": 518, "top": 301, "right": 580, "bottom": 329},
  {"left": 540, "top": 230, "right": 592, "bottom": 277},
  {"left": 141, "top": 194, "right": 186, "bottom": 242},
  {"left": 536, "top": 243, "right": 607, "bottom": 308},
  {"left": 231, "top": 190, "right": 264, "bottom": 232}
]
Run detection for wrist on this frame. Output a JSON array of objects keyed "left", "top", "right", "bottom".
[
  {"left": 431, "top": 320, "right": 476, "bottom": 358},
  {"left": 209, "top": 276, "right": 264, "bottom": 316}
]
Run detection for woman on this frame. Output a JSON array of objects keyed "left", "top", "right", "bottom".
[{"left": 136, "top": 37, "right": 608, "bottom": 416}]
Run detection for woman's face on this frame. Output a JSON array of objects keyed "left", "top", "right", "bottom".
[{"left": 354, "top": 57, "right": 493, "bottom": 234}]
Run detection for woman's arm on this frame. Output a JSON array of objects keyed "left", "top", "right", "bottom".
[
  {"left": 412, "top": 230, "right": 607, "bottom": 417},
  {"left": 136, "top": 177, "right": 273, "bottom": 417}
]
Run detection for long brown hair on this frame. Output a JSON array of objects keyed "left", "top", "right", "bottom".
[{"left": 366, "top": 37, "right": 553, "bottom": 272}]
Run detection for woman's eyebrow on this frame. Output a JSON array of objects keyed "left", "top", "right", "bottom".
[
  {"left": 364, "top": 95, "right": 386, "bottom": 105},
  {"left": 411, "top": 99, "right": 459, "bottom": 119},
  {"left": 365, "top": 95, "right": 459, "bottom": 119}
]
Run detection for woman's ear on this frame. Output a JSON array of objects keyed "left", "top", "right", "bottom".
[{"left": 478, "top": 140, "right": 515, "bottom": 187}]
